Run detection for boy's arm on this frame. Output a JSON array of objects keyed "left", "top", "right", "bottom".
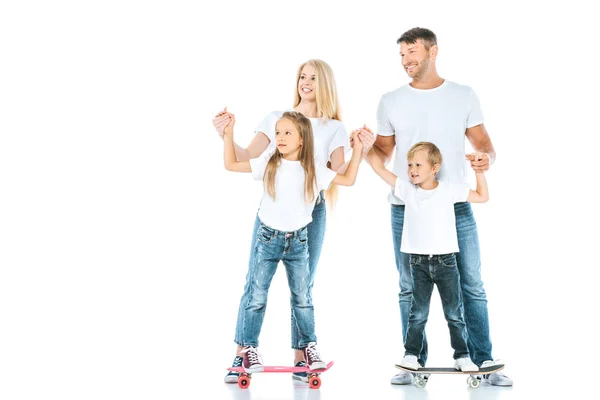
[
  {"left": 366, "top": 149, "right": 397, "bottom": 188},
  {"left": 466, "top": 172, "right": 489, "bottom": 203}
]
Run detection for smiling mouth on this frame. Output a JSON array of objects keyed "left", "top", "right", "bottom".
[{"left": 301, "top": 87, "right": 312, "bottom": 93}]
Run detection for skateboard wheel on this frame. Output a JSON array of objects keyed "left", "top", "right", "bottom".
[
  {"left": 238, "top": 375, "right": 250, "bottom": 389},
  {"left": 467, "top": 376, "right": 480, "bottom": 388},
  {"left": 309, "top": 376, "right": 321, "bottom": 389},
  {"left": 414, "top": 377, "right": 427, "bottom": 388}
]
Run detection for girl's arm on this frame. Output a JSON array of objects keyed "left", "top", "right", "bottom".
[
  {"left": 223, "top": 114, "right": 251, "bottom": 173},
  {"left": 213, "top": 108, "right": 271, "bottom": 161},
  {"left": 366, "top": 149, "right": 397, "bottom": 188},
  {"left": 332, "top": 132, "right": 363, "bottom": 186},
  {"left": 466, "top": 172, "right": 489, "bottom": 203}
]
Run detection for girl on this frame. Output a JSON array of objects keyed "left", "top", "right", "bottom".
[
  {"left": 214, "top": 60, "right": 375, "bottom": 382},
  {"left": 221, "top": 111, "right": 363, "bottom": 373}
]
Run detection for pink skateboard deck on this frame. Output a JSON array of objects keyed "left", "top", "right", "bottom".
[{"left": 228, "top": 360, "right": 334, "bottom": 389}]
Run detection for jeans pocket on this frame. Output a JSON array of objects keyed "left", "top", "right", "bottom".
[
  {"left": 257, "top": 226, "right": 274, "bottom": 244},
  {"left": 409, "top": 254, "right": 422, "bottom": 267},
  {"left": 298, "top": 227, "right": 308, "bottom": 244},
  {"left": 440, "top": 253, "right": 457, "bottom": 267}
]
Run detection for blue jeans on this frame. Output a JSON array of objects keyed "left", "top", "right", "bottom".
[
  {"left": 404, "top": 254, "right": 469, "bottom": 360},
  {"left": 237, "top": 222, "right": 317, "bottom": 347},
  {"left": 391, "top": 202, "right": 493, "bottom": 366}
]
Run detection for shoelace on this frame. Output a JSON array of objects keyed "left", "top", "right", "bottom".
[
  {"left": 305, "top": 345, "right": 321, "bottom": 361},
  {"left": 242, "top": 347, "right": 261, "bottom": 364},
  {"left": 233, "top": 357, "right": 243, "bottom": 367}
]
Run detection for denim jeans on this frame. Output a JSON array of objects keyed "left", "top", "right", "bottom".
[
  {"left": 391, "top": 202, "right": 493, "bottom": 366},
  {"left": 234, "top": 192, "right": 326, "bottom": 350},
  {"left": 236, "top": 222, "right": 316, "bottom": 347},
  {"left": 404, "top": 253, "right": 469, "bottom": 360}
]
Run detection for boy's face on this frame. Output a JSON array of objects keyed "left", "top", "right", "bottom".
[
  {"left": 408, "top": 150, "right": 438, "bottom": 185},
  {"left": 275, "top": 118, "right": 303, "bottom": 157}
]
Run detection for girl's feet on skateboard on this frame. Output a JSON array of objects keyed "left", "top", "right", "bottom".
[
  {"left": 454, "top": 356, "right": 478, "bottom": 372},
  {"left": 292, "top": 361, "right": 309, "bottom": 382},
  {"left": 241, "top": 346, "right": 264, "bottom": 373},
  {"left": 224, "top": 355, "right": 244, "bottom": 383},
  {"left": 302, "top": 342, "right": 327, "bottom": 370}
]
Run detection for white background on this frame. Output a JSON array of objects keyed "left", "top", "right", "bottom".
[{"left": 1, "top": 1, "right": 598, "bottom": 399}]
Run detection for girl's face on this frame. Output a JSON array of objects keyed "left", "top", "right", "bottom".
[
  {"left": 407, "top": 150, "right": 438, "bottom": 185},
  {"left": 297, "top": 64, "right": 317, "bottom": 101},
  {"left": 275, "top": 118, "right": 303, "bottom": 159}
]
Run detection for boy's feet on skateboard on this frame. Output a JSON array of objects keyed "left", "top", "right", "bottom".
[
  {"left": 393, "top": 355, "right": 429, "bottom": 385},
  {"left": 224, "top": 355, "right": 244, "bottom": 383},
  {"left": 302, "top": 342, "right": 327, "bottom": 370},
  {"left": 241, "top": 346, "right": 264, "bottom": 373},
  {"left": 292, "top": 361, "right": 309, "bottom": 382},
  {"left": 454, "top": 356, "right": 478, "bottom": 372},
  {"left": 399, "top": 354, "right": 420, "bottom": 370},
  {"left": 480, "top": 360, "right": 513, "bottom": 386}
]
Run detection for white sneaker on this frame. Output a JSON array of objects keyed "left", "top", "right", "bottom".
[
  {"left": 399, "top": 354, "right": 420, "bottom": 370},
  {"left": 481, "top": 360, "right": 513, "bottom": 386},
  {"left": 454, "top": 357, "right": 478, "bottom": 372},
  {"left": 390, "top": 370, "right": 413, "bottom": 385}
]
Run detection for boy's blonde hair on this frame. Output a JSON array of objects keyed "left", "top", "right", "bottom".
[
  {"left": 264, "top": 111, "right": 317, "bottom": 204},
  {"left": 407, "top": 142, "right": 443, "bottom": 168}
]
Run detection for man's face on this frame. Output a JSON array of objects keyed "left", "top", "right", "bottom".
[{"left": 399, "top": 40, "right": 434, "bottom": 79}]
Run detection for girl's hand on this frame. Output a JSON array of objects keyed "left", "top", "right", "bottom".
[
  {"left": 223, "top": 112, "right": 236, "bottom": 136},
  {"left": 212, "top": 107, "right": 231, "bottom": 138}
]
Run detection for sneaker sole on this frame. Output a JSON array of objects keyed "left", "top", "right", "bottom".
[{"left": 292, "top": 375, "right": 309, "bottom": 383}]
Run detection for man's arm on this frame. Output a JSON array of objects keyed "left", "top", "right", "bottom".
[
  {"left": 369, "top": 134, "right": 396, "bottom": 165},
  {"left": 466, "top": 124, "right": 496, "bottom": 173}
]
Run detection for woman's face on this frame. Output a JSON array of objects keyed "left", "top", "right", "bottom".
[{"left": 297, "top": 64, "right": 317, "bottom": 101}]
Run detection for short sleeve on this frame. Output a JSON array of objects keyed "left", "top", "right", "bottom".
[
  {"left": 249, "top": 150, "right": 274, "bottom": 181},
  {"left": 448, "top": 182, "right": 470, "bottom": 203},
  {"left": 254, "top": 111, "right": 282, "bottom": 144},
  {"left": 316, "top": 163, "right": 338, "bottom": 192},
  {"left": 327, "top": 123, "right": 351, "bottom": 159},
  {"left": 394, "top": 179, "right": 414, "bottom": 201},
  {"left": 376, "top": 95, "right": 394, "bottom": 137},
  {"left": 467, "top": 89, "right": 484, "bottom": 129}
]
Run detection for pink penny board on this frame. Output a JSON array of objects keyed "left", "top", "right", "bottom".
[{"left": 228, "top": 361, "right": 334, "bottom": 389}]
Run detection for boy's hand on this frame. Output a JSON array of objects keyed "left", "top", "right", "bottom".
[
  {"left": 357, "top": 125, "right": 376, "bottom": 156},
  {"left": 466, "top": 152, "right": 489, "bottom": 172}
]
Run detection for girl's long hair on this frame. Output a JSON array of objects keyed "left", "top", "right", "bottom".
[{"left": 264, "top": 111, "right": 317, "bottom": 204}]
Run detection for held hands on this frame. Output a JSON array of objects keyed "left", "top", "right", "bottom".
[
  {"left": 349, "top": 125, "right": 376, "bottom": 157},
  {"left": 212, "top": 107, "right": 234, "bottom": 138},
  {"left": 349, "top": 129, "right": 364, "bottom": 153},
  {"left": 466, "top": 152, "right": 490, "bottom": 173}
]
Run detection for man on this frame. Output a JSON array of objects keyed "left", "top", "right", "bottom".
[{"left": 361, "top": 27, "right": 512, "bottom": 386}]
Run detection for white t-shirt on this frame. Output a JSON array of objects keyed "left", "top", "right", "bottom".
[
  {"left": 377, "top": 80, "right": 484, "bottom": 205},
  {"left": 249, "top": 153, "right": 337, "bottom": 232},
  {"left": 255, "top": 110, "right": 350, "bottom": 166},
  {"left": 394, "top": 180, "right": 470, "bottom": 255}
]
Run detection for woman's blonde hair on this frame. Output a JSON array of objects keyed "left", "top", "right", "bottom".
[
  {"left": 293, "top": 59, "right": 342, "bottom": 207},
  {"left": 407, "top": 142, "right": 443, "bottom": 169},
  {"left": 264, "top": 111, "right": 317, "bottom": 204}
]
